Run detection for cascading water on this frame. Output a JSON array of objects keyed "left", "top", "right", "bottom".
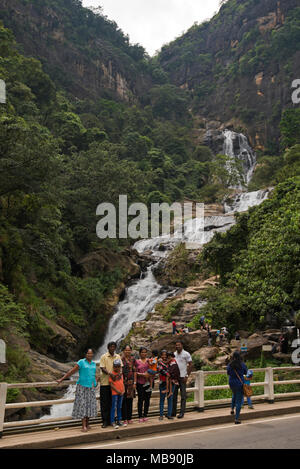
[
  {"left": 224, "top": 188, "right": 271, "bottom": 214},
  {"left": 223, "top": 129, "right": 257, "bottom": 186},
  {"left": 94, "top": 266, "right": 177, "bottom": 361}
]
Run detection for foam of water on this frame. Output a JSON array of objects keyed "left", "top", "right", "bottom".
[{"left": 223, "top": 129, "right": 257, "bottom": 186}]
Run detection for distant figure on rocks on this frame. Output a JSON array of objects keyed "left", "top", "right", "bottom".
[
  {"left": 199, "top": 315, "right": 205, "bottom": 329},
  {"left": 235, "top": 332, "right": 241, "bottom": 341},
  {"left": 172, "top": 341, "right": 193, "bottom": 419},
  {"left": 227, "top": 351, "right": 248, "bottom": 424},
  {"left": 99, "top": 342, "right": 123, "bottom": 428},
  {"left": 221, "top": 327, "right": 228, "bottom": 339},
  {"left": 57, "top": 348, "right": 98, "bottom": 433},
  {"left": 280, "top": 334, "right": 289, "bottom": 354},
  {"left": 172, "top": 320, "right": 178, "bottom": 335}
]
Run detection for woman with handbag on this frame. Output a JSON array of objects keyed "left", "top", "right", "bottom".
[{"left": 227, "top": 351, "right": 248, "bottom": 424}]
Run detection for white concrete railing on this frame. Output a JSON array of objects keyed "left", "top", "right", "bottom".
[{"left": 1, "top": 366, "right": 300, "bottom": 437}]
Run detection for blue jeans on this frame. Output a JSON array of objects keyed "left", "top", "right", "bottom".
[
  {"left": 230, "top": 386, "right": 243, "bottom": 421},
  {"left": 110, "top": 394, "right": 123, "bottom": 424},
  {"left": 245, "top": 396, "right": 253, "bottom": 406},
  {"left": 159, "top": 382, "right": 174, "bottom": 417}
]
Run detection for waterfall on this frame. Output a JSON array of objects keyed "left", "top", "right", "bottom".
[
  {"left": 223, "top": 129, "right": 257, "bottom": 186},
  {"left": 224, "top": 188, "right": 271, "bottom": 214},
  {"left": 94, "top": 266, "right": 177, "bottom": 360}
]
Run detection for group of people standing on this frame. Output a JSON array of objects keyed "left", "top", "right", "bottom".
[{"left": 57, "top": 340, "right": 192, "bottom": 432}]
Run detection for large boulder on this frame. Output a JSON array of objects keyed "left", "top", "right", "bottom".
[
  {"left": 237, "top": 330, "right": 251, "bottom": 339},
  {"left": 213, "top": 355, "right": 230, "bottom": 368},
  {"left": 150, "top": 330, "right": 208, "bottom": 354},
  {"left": 243, "top": 333, "right": 269, "bottom": 358},
  {"left": 262, "top": 329, "right": 282, "bottom": 342},
  {"left": 77, "top": 248, "right": 141, "bottom": 278},
  {"left": 272, "top": 352, "right": 291, "bottom": 363},
  {"left": 41, "top": 316, "right": 77, "bottom": 361},
  {"left": 192, "top": 346, "right": 219, "bottom": 366}
]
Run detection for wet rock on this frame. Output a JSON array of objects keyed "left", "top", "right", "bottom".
[
  {"left": 244, "top": 333, "right": 269, "bottom": 358},
  {"left": 192, "top": 346, "right": 219, "bottom": 366},
  {"left": 149, "top": 330, "right": 209, "bottom": 354}
]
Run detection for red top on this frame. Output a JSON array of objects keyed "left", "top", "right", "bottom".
[{"left": 136, "top": 359, "right": 149, "bottom": 385}]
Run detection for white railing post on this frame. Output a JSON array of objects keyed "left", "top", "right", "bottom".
[
  {"left": 0, "top": 383, "right": 8, "bottom": 438},
  {"left": 194, "top": 370, "right": 205, "bottom": 412},
  {"left": 264, "top": 367, "right": 274, "bottom": 403}
]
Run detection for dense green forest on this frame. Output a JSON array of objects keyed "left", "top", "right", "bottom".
[
  {"left": 0, "top": 0, "right": 300, "bottom": 388},
  {"left": 0, "top": 16, "right": 241, "bottom": 377}
]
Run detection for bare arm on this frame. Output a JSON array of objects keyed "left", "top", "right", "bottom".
[{"left": 57, "top": 364, "right": 79, "bottom": 384}]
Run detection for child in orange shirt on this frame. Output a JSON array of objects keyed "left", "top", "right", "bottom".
[
  {"left": 109, "top": 359, "right": 125, "bottom": 428},
  {"left": 143, "top": 349, "right": 159, "bottom": 392}
]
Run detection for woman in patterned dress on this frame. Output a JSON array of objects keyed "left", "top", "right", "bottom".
[
  {"left": 57, "top": 348, "right": 98, "bottom": 432},
  {"left": 121, "top": 344, "right": 137, "bottom": 424}
]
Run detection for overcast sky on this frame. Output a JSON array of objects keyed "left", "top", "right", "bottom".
[{"left": 82, "top": 0, "right": 221, "bottom": 56}]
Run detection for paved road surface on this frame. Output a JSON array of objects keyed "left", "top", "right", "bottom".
[{"left": 63, "top": 414, "right": 300, "bottom": 449}]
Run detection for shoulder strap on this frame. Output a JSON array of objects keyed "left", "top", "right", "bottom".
[{"left": 233, "top": 368, "right": 243, "bottom": 384}]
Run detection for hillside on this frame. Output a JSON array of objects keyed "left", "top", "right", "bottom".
[
  {"left": 0, "top": 0, "right": 152, "bottom": 101},
  {"left": 158, "top": 0, "right": 300, "bottom": 152}
]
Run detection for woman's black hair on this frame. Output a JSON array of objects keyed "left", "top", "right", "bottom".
[
  {"left": 230, "top": 351, "right": 243, "bottom": 370},
  {"left": 139, "top": 347, "right": 148, "bottom": 354},
  {"left": 84, "top": 348, "right": 94, "bottom": 354},
  {"left": 122, "top": 344, "right": 132, "bottom": 351},
  {"left": 167, "top": 351, "right": 175, "bottom": 358},
  {"left": 151, "top": 349, "right": 159, "bottom": 356}
]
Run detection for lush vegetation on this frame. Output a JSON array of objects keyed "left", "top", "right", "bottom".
[
  {"left": 0, "top": 0, "right": 300, "bottom": 394},
  {"left": 0, "top": 10, "right": 240, "bottom": 380}
]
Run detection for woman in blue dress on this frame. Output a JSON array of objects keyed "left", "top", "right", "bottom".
[
  {"left": 227, "top": 351, "right": 248, "bottom": 424},
  {"left": 57, "top": 348, "right": 98, "bottom": 432}
]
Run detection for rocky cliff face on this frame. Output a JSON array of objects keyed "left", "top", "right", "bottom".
[
  {"left": 158, "top": 0, "right": 300, "bottom": 151},
  {"left": 0, "top": 0, "right": 152, "bottom": 101}
]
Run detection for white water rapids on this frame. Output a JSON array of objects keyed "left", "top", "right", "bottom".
[{"left": 42, "top": 130, "right": 271, "bottom": 420}]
